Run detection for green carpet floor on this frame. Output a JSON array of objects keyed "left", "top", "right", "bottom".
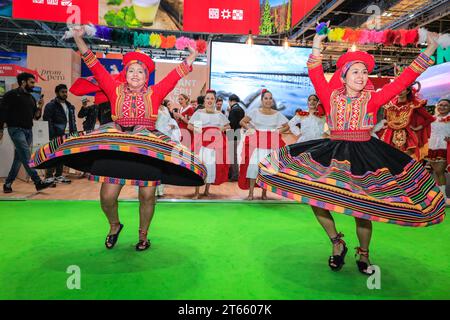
[{"left": 0, "top": 200, "right": 449, "bottom": 300}]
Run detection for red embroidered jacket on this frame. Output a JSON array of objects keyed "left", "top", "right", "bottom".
[
  {"left": 307, "top": 53, "right": 434, "bottom": 137},
  {"left": 378, "top": 98, "right": 434, "bottom": 160},
  {"left": 82, "top": 50, "right": 192, "bottom": 129}
]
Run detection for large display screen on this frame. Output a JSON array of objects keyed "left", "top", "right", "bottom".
[
  {"left": 210, "top": 41, "right": 316, "bottom": 118},
  {"left": 417, "top": 62, "right": 450, "bottom": 106}
]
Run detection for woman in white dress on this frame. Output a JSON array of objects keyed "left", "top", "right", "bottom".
[
  {"left": 289, "top": 94, "right": 326, "bottom": 143},
  {"left": 188, "top": 90, "right": 231, "bottom": 199},
  {"left": 154, "top": 100, "right": 181, "bottom": 196},
  {"left": 427, "top": 98, "right": 450, "bottom": 201},
  {"left": 239, "top": 89, "right": 289, "bottom": 200}
]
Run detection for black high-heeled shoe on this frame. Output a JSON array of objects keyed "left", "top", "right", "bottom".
[
  {"left": 105, "top": 223, "right": 123, "bottom": 249},
  {"left": 135, "top": 229, "right": 151, "bottom": 251},
  {"left": 355, "top": 247, "right": 375, "bottom": 275},
  {"left": 328, "top": 233, "right": 348, "bottom": 271}
]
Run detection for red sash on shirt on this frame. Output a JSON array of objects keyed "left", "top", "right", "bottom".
[
  {"left": 238, "top": 130, "right": 285, "bottom": 190},
  {"left": 192, "top": 126, "right": 229, "bottom": 185},
  {"left": 178, "top": 105, "right": 195, "bottom": 130}
]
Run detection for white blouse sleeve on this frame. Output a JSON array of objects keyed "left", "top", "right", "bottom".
[
  {"left": 288, "top": 115, "right": 301, "bottom": 136},
  {"left": 219, "top": 113, "right": 230, "bottom": 126},
  {"left": 276, "top": 112, "right": 289, "bottom": 127},
  {"left": 245, "top": 108, "right": 257, "bottom": 120},
  {"left": 169, "top": 117, "right": 180, "bottom": 129},
  {"left": 446, "top": 122, "right": 450, "bottom": 139},
  {"left": 188, "top": 110, "right": 201, "bottom": 125}
]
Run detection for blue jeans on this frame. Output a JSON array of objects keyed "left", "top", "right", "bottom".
[{"left": 5, "top": 127, "right": 41, "bottom": 185}]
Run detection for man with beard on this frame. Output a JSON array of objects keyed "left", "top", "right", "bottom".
[
  {"left": 43, "top": 84, "right": 77, "bottom": 184},
  {"left": 0, "top": 73, "right": 54, "bottom": 193}
]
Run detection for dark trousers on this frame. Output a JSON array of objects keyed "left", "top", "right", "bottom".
[
  {"left": 5, "top": 127, "right": 41, "bottom": 185},
  {"left": 45, "top": 164, "right": 63, "bottom": 178},
  {"left": 45, "top": 134, "right": 64, "bottom": 178},
  {"left": 229, "top": 141, "right": 239, "bottom": 181},
  {"left": 227, "top": 130, "right": 241, "bottom": 181}
]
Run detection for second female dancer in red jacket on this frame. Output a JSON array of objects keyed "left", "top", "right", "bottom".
[{"left": 257, "top": 31, "right": 445, "bottom": 275}]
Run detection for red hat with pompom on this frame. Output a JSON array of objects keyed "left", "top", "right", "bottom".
[
  {"left": 122, "top": 51, "right": 155, "bottom": 73},
  {"left": 329, "top": 49, "right": 376, "bottom": 91}
]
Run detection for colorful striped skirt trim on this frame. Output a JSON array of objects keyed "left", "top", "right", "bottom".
[
  {"left": 87, "top": 175, "right": 161, "bottom": 187},
  {"left": 256, "top": 139, "right": 445, "bottom": 227},
  {"left": 30, "top": 123, "right": 206, "bottom": 187}
]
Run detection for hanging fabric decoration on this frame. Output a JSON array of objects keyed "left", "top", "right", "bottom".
[
  {"left": 175, "top": 36, "right": 192, "bottom": 50},
  {"left": 133, "top": 32, "right": 149, "bottom": 47},
  {"left": 314, "top": 23, "right": 449, "bottom": 48},
  {"left": 160, "top": 35, "right": 169, "bottom": 49},
  {"left": 62, "top": 24, "right": 97, "bottom": 40},
  {"left": 73, "top": 25, "right": 210, "bottom": 53},
  {"left": 149, "top": 33, "right": 162, "bottom": 48},
  {"left": 112, "top": 29, "right": 133, "bottom": 46},
  {"left": 166, "top": 35, "right": 177, "bottom": 49},
  {"left": 327, "top": 27, "right": 345, "bottom": 42},
  {"left": 196, "top": 39, "right": 207, "bottom": 54},
  {"left": 95, "top": 25, "right": 113, "bottom": 40}
]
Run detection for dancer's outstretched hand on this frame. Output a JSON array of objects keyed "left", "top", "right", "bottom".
[
  {"left": 72, "top": 25, "right": 87, "bottom": 39},
  {"left": 423, "top": 31, "right": 439, "bottom": 57},
  {"left": 313, "top": 33, "right": 328, "bottom": 43},
  {"left": 186, "top": 46, "right": 199, "bottom": 66},
  {"left": 426, "top": 31, "right": 439, "bottom": 49}
]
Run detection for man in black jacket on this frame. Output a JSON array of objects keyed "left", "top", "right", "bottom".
[
  {"left": 43, "top": 84, "right": 77, "bottom": 184},
  {"left": 97, "top": 101, "right": 112, "bottom": 125},
  {"left": 0, "top": 72, "right": 54, "bottom": 193},
  {"left": 227, "top": 94, "right": 245, "bottom": 181},
  {"left": 194, "top": 95, "right": 205, "bottom": 111},
  {"left": 77, "top": 97, "right": 98, "bottom": 131}
]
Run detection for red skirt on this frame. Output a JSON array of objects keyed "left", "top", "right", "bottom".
[{"left": 238, "top": 130, "right": 285, "bottom": 190}]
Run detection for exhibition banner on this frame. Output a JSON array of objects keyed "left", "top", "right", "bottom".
[
  {"left": 0, "top": 0, "right": 12, "bottom": 17},
  {"left": 0, "top": 64, "right": 39, "bottom": 80},
  {"left": 155, "top": 60, "right": 208, "bottom": 107},
  {"left": 184, "top": 0, "right": 260, "bottom": 35},
  {"left": 98, "top": 0, "right": 183, "bottom": 31},
  {"left": 13, "top": 0, "right": 98, "bottom": 24},
  {"left": 292, "top": 0, "right": 320, "bottom": 26},
  {"left": 27, "top": 46, "right": 83, "bottom": 129},
  {"left": 0, "top": 51, "right": 27, "bottom": 67}
]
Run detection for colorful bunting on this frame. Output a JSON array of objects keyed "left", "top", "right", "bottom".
[{"left": 316, "top": 25, "right": 449, "bottom": 49}]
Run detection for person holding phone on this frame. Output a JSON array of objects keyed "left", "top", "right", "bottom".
[{"left": 77, "top": 97, "right": 98, "bottom": 132}]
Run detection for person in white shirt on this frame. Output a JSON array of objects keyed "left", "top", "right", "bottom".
[
  {"left": 172, "top": 93, "right": 194, "bottom": 147},
  {"left": 239, "top": 89, "right": 289, "bottom": 200},
  {"left": 289, "top": 94, "right": 326, "bottom": 143},
  {"left": 188, "top": 90, "right": 231, "bottom": 199},
  {"left": 154, "top": 99, "right": 181, "bottom": 197},
  {"left": 427, "top": 98, "right": 450, "bottom": 201}
]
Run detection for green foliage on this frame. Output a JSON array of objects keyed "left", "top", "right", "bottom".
[
  {"left": 107, "top": 0, "right": 123, "bottom": 5},
  {"left": 286, "top": 0, "right": 291, "bottom": 32},
  {"left": 260, "top": 0, "right": 274, "bottom": 35},
  {"left": 104, "top": 6, "right": 142, "bottom": 28}
]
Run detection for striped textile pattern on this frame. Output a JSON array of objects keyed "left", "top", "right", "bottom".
[
  {"left": 256, "top": 146, "right": 445, "bottom": 227},
  {"left": 30, "top": 124, "right": 206, "bottom": 186}
]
